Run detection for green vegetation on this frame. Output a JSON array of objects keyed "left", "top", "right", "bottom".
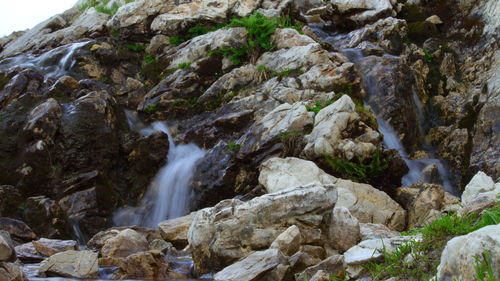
[
  {"left": 143, "top": 54, "right": 156, "bottom": 64},
  {"left": 205, "top": 91, "right": 238, "bottom": 111},
  {"left": 474, "top": 251, "right": 497, "bottom": 281},
  {"left": 226, "top": 141, "right": 241, "bottom": 151},
  {"left": 144, "top": 103, "right": 159, "bottom": 113},
  {"left": 126, "top": 44, "right": 147, "bottom": 52},
  {"left": 277, "top": 130, "right": 306, "bottom": 142},
  {"left": 365, "top": 203, "right": 500, "bottom": 280},
  {"left": 169, "top": 23, "right": 225, "bottom": 46},
  {"left": 208, "top": 46, "right": 249, "bottom": 65},
  {"left": 177, "top": 62, "right": 192, "bottom": 69},
  {"left": 424, "top": 49, "right": 434, "bottom": 63},
  {"left": 324, "top": 150, "right": 388, "bottom": 183},
  {"left": 305, "top": 100, "right": 336, "bottom": 114},
  {"left": 78, "top": 0, "right": 133, "bottom": 16}
]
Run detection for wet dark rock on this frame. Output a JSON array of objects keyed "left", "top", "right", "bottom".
[
  {"left": 22, "top": 196, "right": 71, "bottom": 239},
  {"left": 0, "top": 218, "right": 36, "bottom": 242},
  {"left": 0, "top": 186, "right": 23, "bottom": 218}
]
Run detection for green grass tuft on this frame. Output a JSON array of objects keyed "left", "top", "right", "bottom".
[
  {"left": 324, "top": 149, "right": 388, "bottom": 183},
  {"left": 144, "top": 104, "right": 159, "bottom": 113},
  {"left": 177, "top": 62, "right": 192, "bottom": 69}
]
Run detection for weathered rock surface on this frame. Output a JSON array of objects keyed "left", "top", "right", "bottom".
[
  {"left": 158, "top": 214, "right": 193, "bottom": 248},
  {"left": 0, "top": 218, "right": 36, "bottom": 242},
  {"left": 269, "top": 225, "right": 302, "bottom": 256},
  {"left": 328, "top": 207, "right": 360, "bottom": 252},
  {"left": 437, "top": 225, "right": 500, "bottom": 281},
  {"left": 38, "top": 250, "right": 99, "bottom": 278},
  {"left": 100, "top": 229, "right": 149, "bottom": 259},
  {"left": 0, "top": 262, "right": 28, "bottom": 281},
  {"left": 295, "top": 255, "right": 345, "bottom": 281},
  {"left": 113, "top": 251, "right": 170, "bottom": 280},
  {"left": 258, "top": 157, "right": 406, "bottom": 230},
  {"left": 0, "top": 231, "right": 16, "bottom": 262},
  {"left": 32, "top": 238, "right": 77, "bottom": 257},
  {"left": 461, "top": 171, "right": 500, "bottom": 206},
  {"left": 213, "top": 249, "right": 288, "bottom": 281},
  {"left": 188, "top": 183, "right": 337, "bottom": 274}
]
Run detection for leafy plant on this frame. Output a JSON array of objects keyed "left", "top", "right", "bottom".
[
  {"left": 474, "top": 251, "right": 497, "bottom": 281},
  {"left": 126, "top": 44, "right": 147, "bottom": 52},
  {"left": 305, "top": 100, "right": 335, "bottom": 114},
  {"left": 169, "top": 36, "right": 185, "bottom": 46},
  {"left": 324, "top": 150, "right": 388, "bottom": 183},
  {"left": 94, "top": 2, "right": 120, "bottom": 15},
  {"left": 228, "top": 12, "right": 278, "bottom": 51},
  {"left": 177, "top": 62, "right": 192, "bottom": 69},
  {"left": 226, "top": 141, "right": 241, "bottom": 151},
  {"left": 424, "top": 49, "right": 434, "bottom": 63},
  {"left": 144, "top": 104, "right": 159, "bottom": 113},
  {"left": 143, "top": 54, "right": 156, "bottom": 64}
]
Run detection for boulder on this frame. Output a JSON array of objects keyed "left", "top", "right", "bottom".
[
  {"left": 308, "top": 270, "right": 331, "bottom": 281},
  {"left": 271, "top": 28, "right": 316, "bottom": 49},
  {"left": 0, "top": 218, "right": 36, "bottom": 242},
  {"left": 329, "top": 0, "right": 393, "bottom": 25},
  {"left": 437, "top": 225, "right": 500, "bottom": 281},
  {"left": 158, "top": 214, "right": 193, "bottom": 248},
  {"left": 0, "top": 231, "right": 15, "bottom": 262},
  {"left": 22, "top": 196, "right": 70, "bottom": 239},
  {"left": 328, "top": 207, "right": 360, "bottom": 252},
  {"left": 344, "top": 236, "right": 420, "bottom": 266},
  {"left": 113, "top": 251, "right": 170, "bottom": 280},
  {"left": 0, "top": 262, "right": 28, "bottom": 281},
  {"left": 15, "top": 242, "right": 46, "bottom": 262},
  {"left": 32, "top": 238, "right": 77, "bottom": 257},
  {"left": 87, "top": 226, "right": 161, "bottom": 252},
  {"left": 188, "top": 183, "right": 337, "bottom": 274},
  {"left": 101, "top": 229, "right": 149, "bottom": 259},
  {"left": 295, "top": 255, "right": 344, "bottom": 281},
  {"left": 269, "top": 225, "right": 302, "bottom": 256},
  {"left": 359, "top": 223, "right": 399, "bottom": 241},
  {"left": 256, "top": 43, "right": 333, "bottom": 72},
  {"left": 237, "top": 102, "right": 314, "bottom": 156},
  {"left": 461, "top": 171, "right": 499, "bottom": 206},
  {"left": 302, "top": 95, "right": 376, "bottom": 160},
  {"left": 258, "top": 157, "right": 406, "bottom": 230},
  {"left": 213, "top": 249, "right": 288, "bottom": 281},
  {"left": 38, "top": 250, "right": 99, "bottom": 278}
]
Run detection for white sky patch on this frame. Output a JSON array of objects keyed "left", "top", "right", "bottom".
[{"left": 0, "top": 0, "right": 77, "bottom": 37}]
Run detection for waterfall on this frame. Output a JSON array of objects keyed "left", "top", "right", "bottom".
[{"left": 114, "top": 111, "right": 205, "bottom": 227}]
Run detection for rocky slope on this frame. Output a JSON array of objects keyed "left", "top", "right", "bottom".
[{"left": 0, "top": 0, "right": 498, "bottom": 280}]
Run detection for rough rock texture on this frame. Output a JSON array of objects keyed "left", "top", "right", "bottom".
[
  {"left": 0, "top": 262, "right": 28, "bottom": 281},
  {"left": 258, "top": 157, "right": 406, "bottom": 230},
  {"left": 328, "top": 207, "right": 360, "bottom": 252},
  {"left": 31, "top": 238, "right": 78, "bottom": 257},
  {"left": 113, "top": 251, "right": 170, "bottom": 280},
  {"left": 437, "top": 225, "right": 500, "bottom": 281},
  {"left": 100, "top": 229, "right": 149, "bottom": 259},
  {"left": 213, "top": 249, "right": 288, "bottom": 281},
  {"left": 158, "top": 214, "right": 193, "bottom": 248},
  {"left": 269, "top": 225, "right": 302, "bottom": 256},
  {"left": 295, "top": 255, "right": 345, "bottom": 281},
  {"left": 38, "top": 250, "right": 99, "bottom": 278},
  {"left": 0, "top": 231, "right": 16, "bottom": 262},
  {"left": 188, "top": 183, "right": 337, "bottom": 274},
  {"left": 461, "top": 171, "right": 500, "bottom": 206},
  {"left": 0, "top": 218, "right": 36, "bottom": 242}
]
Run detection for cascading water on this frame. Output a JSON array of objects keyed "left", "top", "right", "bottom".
[
  {"left": 114, "top": 111, "right": 205, "bottom": 227},
  {"left": 0, "top": 41, "right": 90, "bottom": 78}
]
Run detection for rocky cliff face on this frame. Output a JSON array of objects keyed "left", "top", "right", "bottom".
[{"left": 0, "top": 0, "right": 498, "bottom": 280}]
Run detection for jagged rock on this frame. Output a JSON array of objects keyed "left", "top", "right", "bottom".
[
  {"left": 213, "top": 249, "right": 288, "bottom": 281},
  {"left": 437, "top": 225, "right": 500, "bottom": 281},
  {"left": 302, "top": 95, "right": 376, "bottom": 159},
  {"left": 258, "top": 157, "right": 406, "bottom": 230},
  {"left": 0, "top": 231, "right": 15, "bottom": 262},
  {"left": 158, "top": 214, "right": 193, "bottom": 248},
  {"left": 0, "top": 262, "right": 28, "bottom": 281},
  {"left": 328, "top": 0, "right": 394, "bottom": 25},
  {"left": 0, "top": 218, "right": 36, "bottom": 242},
  {"left": 360, "top": 223, "right": 399, "bottom": 241},
  {"left": 199, "top": 64, "right": 258, "bottom": 103},
  {"left": 148, "top": 239, "right": 173, "bottom": 253},
  {"left": 58, "top": 187, "right": 98, "bottom": 218},
  {"left": 237, "top": 102, "right": 314, "bottom": 157},
  {"left": 101, "top": 229, "right": 149, "bottom": 259},
  {"left": 344, "top": 236, "right": 420, "bottom": 266},
  {"left": 32, "top": 238, "right": 78, "bottom": 257},
  {"left": 15, "top": 242, "right": 45, "bottom": 262},
  {"left": 269, "top": 225, "right": 302, "bottom": 256},
  {"left": 272, "top": 28, "right": 316, "bottom": 49},
  {"left": 188, "top": 183, "right": 337, "bottom": 274},
  {"left": 288, "top": 251, "right": 322, "bottom": 275},
  {"left": 38, "top": 250, "right": 99, "bottom": 278},
  {"left": 328, "top": 207, "right": 360, "bottom": 252},
  {"left": 308, "top": 270, "right": 331, "bottom": 281},
  {"left": 461, "top": 171, "right": 500, "bottom": 206},
  {"left": 87, "top": 226, "right": 161, "bottom": 252},
  {"left": 113, "top": 251, "right": 170, "bottom": 280},
  {"left": 256, "top": 43, "right": 333, "bottom": 72},
  {"left": 295, "top": 255, "right": 344, "bottom": 281},
  {"left": 23, "top": 196, "right": 70, "bottom": 239},
  {"left": 408, "top": 184, "right": 445, "bottom": 228},
  {"left": 297, "top": 62, "right": 358, "bottom": 92}
]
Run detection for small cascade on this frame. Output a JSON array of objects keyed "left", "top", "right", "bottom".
[
  {"left": 114, "top": 111, "right": 205, "bottom": 227},
  {"left": 340, "top": 48, "right": 455, "bottom": 193},
  {"left": 0, "top": 41, "right": 90, "bottom": 78}
]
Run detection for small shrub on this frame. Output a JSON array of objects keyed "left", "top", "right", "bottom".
[
  {"left": 424, "top": 49, "right": 434, "bottom": 63},
  {"left": 177, "top": 62, "right": 192, "bottom": 69},
  {"left": 143, "top": 54, "right": 156, "bottom": 64},
  {"left": 226, "top": 141, "right": 241, "bottom": 151},
  {"left": 144, "top": 104, "right": 159, "bottom": 113},
  {"left": 324, "top": 150, "right": 388, "bottom": 183}
]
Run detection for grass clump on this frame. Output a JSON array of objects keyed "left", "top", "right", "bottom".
[
  {"left": 226, "top": 141, "right": 241, "bottom": 151},
  {"left": 305, "top": 100, "right": 336, "bottom": 114},
  {"left": 143, "top": 54, "right": 156, "bottom": 64},
  {"left": 324, "top": 149, "right": 388, "bottom": 183},
  {"left": 208, "top": 46, "right": 249, "bottom": 65},
  {"left": 365, "top": 203, "right": 500, "bottom": 280},
  {"left": 79, "top": 0, "right": 133, "bottom": 16},
  {"left": 144, "top": 104, "right": 159, "bottom": 113},
  {"left": 177, "top": 62, "right": 192, "bottom": 69},
  {"left": 126, "top": 44, "right": 146, "bottom": 52}
]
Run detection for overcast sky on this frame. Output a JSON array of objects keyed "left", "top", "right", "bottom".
[{"left": 0, "top": 0, "right": 77, "bottom": 37}]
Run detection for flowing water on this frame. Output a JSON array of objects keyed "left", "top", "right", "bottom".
[
  {"left": 0, "top": 41, "right": 90, "bottom": 78},
  {"left": 114, "top": 111, "right": 206, "bottom": 227}
]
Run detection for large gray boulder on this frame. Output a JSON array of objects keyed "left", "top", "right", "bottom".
[
  {"left": 258, "top": 157, "right": 406, "bottom": 230},
  {"left": 38, "top": 250, "right": 99, "bottom": 278},
  {"left": 437, "top": 225, "right": 500, "bottom": 281},
  {"left": 461, "top": 171, "right": 500, "bottom": 206},
  {"left": 188, "top": 183, "right": 337, "bottom": 274},
  {"left": 213, "top": 249, "right": 288, "bottom": 281}
]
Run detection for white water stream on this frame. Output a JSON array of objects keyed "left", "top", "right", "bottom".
[{"left": 114, "top": 111, "right": 205, "bottom": 227}]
